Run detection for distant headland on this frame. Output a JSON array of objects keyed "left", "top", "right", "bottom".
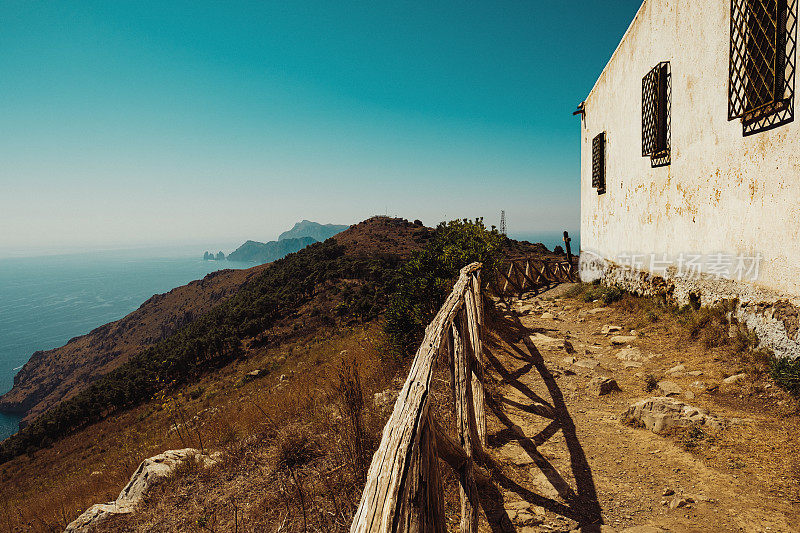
[{"left": 203, "top": 220, "right": 350, "bottom": 264}]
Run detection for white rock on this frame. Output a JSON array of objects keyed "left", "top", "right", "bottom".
[
  {"left": 573, "top": 358, "right": 600, "bottom": 369},
  {"left": 657, "top": 380, "right": 682, "bottom": 397},
  {"left": 601, "top": 324, "right": 622, "bottom": 334},
  {"left": 587, "top": 307, "right": 610, "bottom": 315},
  {"left": 530, "top": 471, "right": 560, "bottom": 500},
  {"left": 529, "top": 333, "right": 562, "bottom": 345},
  {"left": 616, "top": 347, "right": 647, "bottom": 362},
  {"left": 66, "top": 449, "right": 218, "bottom": 532},
  {"left": 610, "top": 335, "right": 637, "bottom": 345},
  {"left": 621, "top": 397, "right": 725, "bottom": 433},
  {"left": 540, "top": 312, "right": 556, "bottom": 319},
  {"left": 723, "top": 373, "right": 747, "bottom": 384},
  {"left": 666, "top": 364, "right": 686, "bottom": 375}
]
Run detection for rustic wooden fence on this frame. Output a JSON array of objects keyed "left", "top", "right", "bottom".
[
  {"left": 492, "top": 256, "right": 579, "bottom": 298},
  {"left": 351, "top": 257, "right": 579, "bottom": 532},
  {"left": 350, "top": 262, "right": 487, "bottom": 532}
]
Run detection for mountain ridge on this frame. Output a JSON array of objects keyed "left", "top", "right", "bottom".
[
  {"left": 226, "top": 236, "right": 316, "bottom": 263},
  {"left": 278, "top": 220, "right": 350, "bottom": 242}
]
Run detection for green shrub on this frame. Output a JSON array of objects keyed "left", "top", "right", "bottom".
[
  {"left": 383, "top": 219, "right": 503, "bottom": 358},
  {"left": 581, "top": 284, "right": 624, "bottom": 304},
  {"left": 771, "top": 356, "right": 800, "bottom": 397}
]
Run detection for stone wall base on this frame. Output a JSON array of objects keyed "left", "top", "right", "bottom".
[{"left": 580, "top": 253, "right": 800, "bottom": 360}]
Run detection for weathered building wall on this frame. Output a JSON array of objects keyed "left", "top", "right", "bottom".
[{"left": 579, "top": 0, "right": 800, "bottom": 358}]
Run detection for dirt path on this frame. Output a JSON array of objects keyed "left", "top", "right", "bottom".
[{"left": 479, "top": 284, "right": 800, "bottom": 533}]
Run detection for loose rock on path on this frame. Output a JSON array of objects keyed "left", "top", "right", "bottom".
[{"left": 481, "top": 283, "right": 799, "bottom": 533}]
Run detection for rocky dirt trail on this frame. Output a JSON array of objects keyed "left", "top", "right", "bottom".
[{"left": 479, "top": 283, "right": 800, "bottom": 533}]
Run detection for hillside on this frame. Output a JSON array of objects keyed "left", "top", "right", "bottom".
[
  {"left": 0, "top": 265, "right": 269, "bottom": 427},
  {"left": 0, "top": 217, "right": 573, "bottom": 531},
  {"left": 0, "top": 217, "right": 429, "bottom": 457},
  {"left": 278, "top": 219, "right": 350, "bottom": 242},
  {"left": 226, "top": 236, "right": 316, "bottom": 263}
]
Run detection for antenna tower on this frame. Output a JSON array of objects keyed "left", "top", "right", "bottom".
[{"left": 500, "top": 210, "right": 506, "bottom": 236}]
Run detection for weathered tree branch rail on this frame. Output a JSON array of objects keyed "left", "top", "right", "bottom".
[
  {"left": 352, "top": 257, "right": 577, "bottom": 532},
  {"left": 350, "top": 263, "right": 486, "bottom": 533},
  {"left": 492, "top": 256, "right": 579, "bottom": 298}
]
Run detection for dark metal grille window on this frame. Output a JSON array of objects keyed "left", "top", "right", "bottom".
[
  {"left": 591, "top": 132, "right": 605, "bottom": 195},
  {"left": 642, "top": 62, "right": 671, "bottom": 167},
  {"left": 729, "top": 0, "right": 797, "bottom": 135}
]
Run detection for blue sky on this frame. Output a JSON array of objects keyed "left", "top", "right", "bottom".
[{"left": 0, "top": 1, "right": 642, "bottom": 253}]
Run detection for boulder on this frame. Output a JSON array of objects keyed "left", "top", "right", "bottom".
[
  {"left": 621, "top": 397, "right": 725, "bottom": 433},
  {"left": 610, "top": 335, "right": 637, "bottom": 345},
  {"left": 540, "top": 312, "right": 556, "bottom": 319},
  {"left": 587, "top": 377, "right": 621, "bottom": 396},
  {"left": 586, "top": 307, "right": 610, "bottom": 315},
  {"left": 602, "top": 324, "right": 622, "bottom": 334},
  {"left": 669, "top": 495, "right": 694, "bottom": 509},
  {"left": 529, "top": 333, "right": 562, "bottom": 345},
  {"left": 656, "top": 380, "right": 682, "bottom": 397},
  {"left": 573, "top": 358, "right": 600, "bottom": 369},
  {"left": 65, "top": 504, "right": 122, "bottom": 532},
  {"left": 616, "top": 347, "right": 647, "bottom": 362},
  {"left": 65, "top": 448, "right": 218, "bottom": 532},
  {"left": 515, "top": 304, "right": 536, "bottom": 315}
]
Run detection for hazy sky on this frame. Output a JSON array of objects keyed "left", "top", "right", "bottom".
[{"left": 0, "top": 1, "right": 642, "bottom": 254}]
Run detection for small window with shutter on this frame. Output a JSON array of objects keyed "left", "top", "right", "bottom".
[
  {"left": 642, "top": 62, "right": 671, "bottom": 167},
  {"left": 592, "top": 132, "right": 606, "bottom": 195}
]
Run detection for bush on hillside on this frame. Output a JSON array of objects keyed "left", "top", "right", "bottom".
[{"left": 384, "top": 218, "right": 503, "bottom": 357}]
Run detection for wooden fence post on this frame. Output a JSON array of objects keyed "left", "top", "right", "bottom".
[
  {"left": 452, "top": 319, "right": 479, "bottom": 533},
  {"left": 402, "top": 413, "right": 445, "bottom": 533},
  {"left": 563, "top": 230, "right": 573, "bottom": 264},
  {"left": 464, "top": 276, "right": 486, "bottom": 447},
  {"left": 350, "top": 263, "right": 484, "bottom": 533}
]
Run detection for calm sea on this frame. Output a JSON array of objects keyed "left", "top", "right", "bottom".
[
  {"left": 509, "top": 231, "right": 580, "bottom": 255},
  {"left": 0, "top": 250, "right": 250, "bottom": 441}
]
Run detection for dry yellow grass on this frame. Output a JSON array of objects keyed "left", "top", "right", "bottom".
[{"left": 0, "top": 322, "right": 401, "bottom": 532}]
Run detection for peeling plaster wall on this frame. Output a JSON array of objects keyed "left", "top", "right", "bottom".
[
  {"left": 580, "top": 0, "right": 800, "bottom": 297},
  {"left": 579, "top": 0, "right": 800, "bottom": 357}
]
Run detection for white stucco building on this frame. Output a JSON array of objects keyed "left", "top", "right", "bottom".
[{"left": 579, "top": 0, "right": 800, "bottom": 357}]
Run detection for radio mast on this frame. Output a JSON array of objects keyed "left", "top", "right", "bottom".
[{"left": 500, "top": 210, "right": 507, "bottom": 236}]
